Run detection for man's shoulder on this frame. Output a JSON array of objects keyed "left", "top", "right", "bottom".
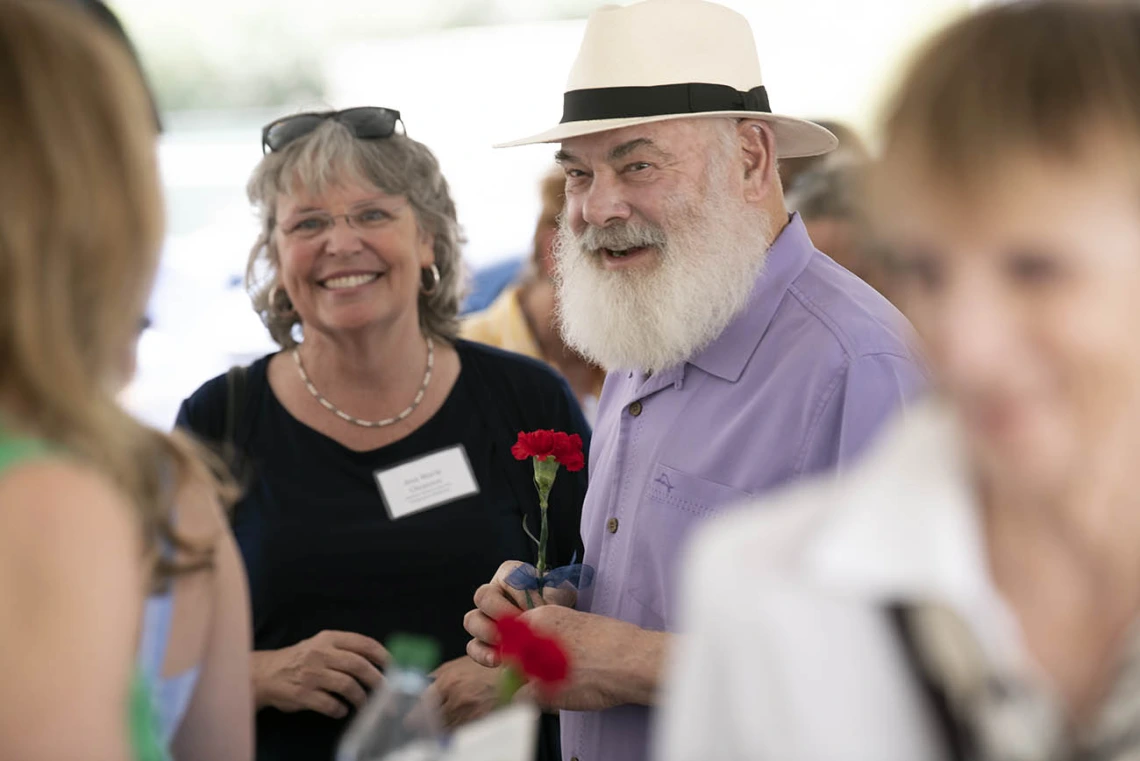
[{"left": 776, "top": 252, "right": 916, "bottom": 364}]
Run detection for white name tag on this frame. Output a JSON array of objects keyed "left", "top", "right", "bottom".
[{"left": 373, "top": 445, "right": 480, "bottom": 520}]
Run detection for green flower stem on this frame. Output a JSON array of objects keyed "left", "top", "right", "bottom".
[
  {"left": 537, "top": 499, "right": 549, "bottom": 577},
  {"left": 532, "top": 457, "right": 560, "bottom": 579},
  {"left": 499, "top": 666, "right": 527, "bottom": 705}
]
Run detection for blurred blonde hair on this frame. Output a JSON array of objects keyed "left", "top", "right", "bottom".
[
  {"left": 0, "top": 0, "right": 219, "bottom": 577},
  {"left": 535, "top": 167, "right": 565, "bottom": 249},
  {"left": 878, "top": 0, "right": 1140, "bottom": 197},
  {"left": 246, "top": 120, "right": 465, "bottom": 348},
  {"left": 521, "top": 166, "right": 567, "bottom": 283}
]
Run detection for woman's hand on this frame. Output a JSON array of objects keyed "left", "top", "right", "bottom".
[
  {"left": 252, "top": 630, "right": 388, "bottom": 719},
  {"left": 423, "top": 656, "right": 501, "bottom": 729}
]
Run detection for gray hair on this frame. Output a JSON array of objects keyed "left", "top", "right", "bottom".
[
  {"left": 785, "top": 162, "right": 866, "bottom": 222},
  {"left": 245, "top": 119, "right": 465, "bottom": 348}
]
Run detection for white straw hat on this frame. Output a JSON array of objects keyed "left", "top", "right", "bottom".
[{"left": 496, "top": 0, "right": 838, "bottom": 158}]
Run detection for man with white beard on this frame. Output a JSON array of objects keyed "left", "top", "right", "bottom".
[{"left": 465, "top": 3, "right": 926, "bottom": 761}]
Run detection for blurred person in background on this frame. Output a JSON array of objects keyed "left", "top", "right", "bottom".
[
  {"left": 660, "top": 3, "right": 1140, "bottom": 760},
  {"left": 176, "top": 111, "right": 588, "bottom": 761},
  {"left": 786, "top": 162, "right": 894, "bottom": 300},
  {"left": 463, "top": 167, "right": 607, "bottom": 423},
  {"left": 777, "top": 118, "right": 869, "bottom": 190},
  {"left": 463, "top": 3, "right": 925, "bottom": 761},
  {"left": 0, "top": 1, "right": 251, "bottom": 760}
]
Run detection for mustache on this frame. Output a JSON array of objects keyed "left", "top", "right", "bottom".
[{"left": 568, "top": 219, "right": 669, "bottom": 253}]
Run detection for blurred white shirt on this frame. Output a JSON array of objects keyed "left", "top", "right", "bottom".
[{"left": 654, "top": 400, "right": 1028, "bottom": 761}]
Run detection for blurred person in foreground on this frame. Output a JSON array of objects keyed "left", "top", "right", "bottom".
[
  {"left": 660, "top": 3, "right": 1140, "bottom": 760},
  {"left": 0, "top": 1, "right": 252, "bottom": 760},
  {"left": 462, "top": 3, "right": 926, "bottom": 761},
  {"left": 787, "top": 162, "right": 895, "bottom": 300},
  {"left": 463, "top": 167, "right": 607, "bottom": 423},
  {"left": 176, "top": 109, "right": 589, "bottom": 761}
]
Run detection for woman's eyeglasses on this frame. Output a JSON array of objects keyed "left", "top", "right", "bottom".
[
  {"left": 281, "top": 207, "right": 400, "bottom": 241},
  {"left": 261, "top": 107, "right": 403, "bottom": 154}
]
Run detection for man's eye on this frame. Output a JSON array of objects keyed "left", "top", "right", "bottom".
[{"left": 625, "top": 162, "right": 651, "bottom": 173}]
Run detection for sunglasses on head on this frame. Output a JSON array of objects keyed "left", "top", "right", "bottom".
[{"left": 261, "top": 107, "right": 403, "bottom": 154}]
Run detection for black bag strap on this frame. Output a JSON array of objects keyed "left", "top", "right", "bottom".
[
  {"left": 222, "top": 364, "right": 250, "bottom": 487},
  {"left": 224, "top": 365, "right": 248, "bottom": 450},
  {"left": 887, "top": 603, "right": 972, "bottom": 761}
]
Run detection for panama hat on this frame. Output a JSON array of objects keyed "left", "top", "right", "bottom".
[{"left": 496, "top": 0, "right": 838, "bottom": 158}]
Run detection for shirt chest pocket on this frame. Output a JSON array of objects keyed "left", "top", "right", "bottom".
[{"left": 623, "top": 464, "right": 753, "bottom": 630}]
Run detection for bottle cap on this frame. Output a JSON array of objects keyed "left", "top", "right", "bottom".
[{"left": 386, "top": 633, "right": 441, "bottom": 674}]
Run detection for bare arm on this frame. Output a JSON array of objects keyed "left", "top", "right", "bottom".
[
  {"left": 0, "top": 460, "right": 141, "bottom": 761},
  {"left": 171, "top": 500, "right": 254, "bottom": 761}
]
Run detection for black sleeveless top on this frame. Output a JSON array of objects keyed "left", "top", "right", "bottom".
[{"left": 177, "top": 340, "right": 589, "bottom": 761}]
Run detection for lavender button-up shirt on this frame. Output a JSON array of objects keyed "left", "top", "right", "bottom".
[{"left": 560, "top": 215, "right": 926, "bottom": 761}]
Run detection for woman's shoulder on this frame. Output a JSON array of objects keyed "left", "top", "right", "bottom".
[
  {"left": 0, "top": 457, "right": 138, "bottom": 564},
  {"left": 454, "top": 339, "right": 589, "bottom": 439},
  {"left": 176, "top": 353, "right": 274, "bottom": 438},
  {"left": 455, "top": 339, "right": 573, "bottom": 393}
]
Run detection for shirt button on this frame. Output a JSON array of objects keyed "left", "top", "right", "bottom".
[
  {"left": 629, "top": 400, "right": 643, "bottom": 417},
  {"left": 607, "top": 517, "right": 619, "bottom": 534}
]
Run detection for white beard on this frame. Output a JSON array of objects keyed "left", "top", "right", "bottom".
[{"left": 554, "top": 181, "right": 774, "bottom": 374}]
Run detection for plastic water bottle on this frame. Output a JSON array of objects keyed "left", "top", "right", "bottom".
[{"left": 336, "top": 634, "right": 444, "bottom": 761}]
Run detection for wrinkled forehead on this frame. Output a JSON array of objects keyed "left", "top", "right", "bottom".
[{"left": 557, "top": 118, "right": 722, "bottom": 165}]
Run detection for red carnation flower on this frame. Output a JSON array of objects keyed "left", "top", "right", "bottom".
[
  {"left": 551, "top": 432, "right": 585, "bottom": 472},
  {"left": 520, "top": 634, "right": 570, "bottom": 686},
  {"left": 494, "top": 615, "right": 570, "bottom": 691},
  {"left": 512, "top": 429, "right": 585, "bottom": 580},
  {"left": 511, "top": 430, "right": 556, "bottom": 461},
  {"left": 494, "top": 614, "right": 535, "bottom": 661},
  {"left": 512, "top": 430, "right": 584, "bottom": 472}
]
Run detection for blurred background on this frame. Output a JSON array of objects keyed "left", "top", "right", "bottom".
[{"left": 114, "top": 0, "right": 995, "bottom": 428}]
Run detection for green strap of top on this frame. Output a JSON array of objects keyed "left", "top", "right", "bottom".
[
  {"left": 0, "top": 424, "right": 48, "bottom": 474},
  {"left": 0, "top": 423, "right": 169, "bottom": 761},
  {"left": 130, "top": 674, "right": 169, "bottom": 761}
]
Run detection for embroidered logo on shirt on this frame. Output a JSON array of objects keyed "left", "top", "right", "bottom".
[{"left": 655, "top": 472, "right": 675, "bottom": 494}]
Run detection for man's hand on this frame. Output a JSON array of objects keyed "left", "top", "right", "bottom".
[
  {"left": 423, "top": 656, "right": 501, "bottom": 730},
  {"left": 465, "top": 560, "right": 577, "bottom": 667},
  {"left": 252, "top": 630, "right": 388, "bottom": 718},
  {"left": 513, "top": 605, "right": 669, "bottom": 712}
]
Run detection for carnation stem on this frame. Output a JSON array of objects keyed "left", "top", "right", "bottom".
[{"left": 537, "top": 497, "right": 549, "bottom": 579}]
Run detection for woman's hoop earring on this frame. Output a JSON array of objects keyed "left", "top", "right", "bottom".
[
  {"left": 421, "top": 264, "right": 441, "bottom": 296},
  {"left": 268, "top": 284, "right": 295, "bottom": 316}
]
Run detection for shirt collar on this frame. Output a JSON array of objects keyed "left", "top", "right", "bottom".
[{"left": 687, "top": 213, "right": 815, "bottom": 383}]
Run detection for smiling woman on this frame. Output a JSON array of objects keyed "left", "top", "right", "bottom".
[{"left": 175, "top": 109, "right": 590, "bottom": 761}]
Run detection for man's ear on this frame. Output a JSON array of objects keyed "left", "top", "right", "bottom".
[{"left": 738, "top": 120, "right": 779, "bottom": 202}]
